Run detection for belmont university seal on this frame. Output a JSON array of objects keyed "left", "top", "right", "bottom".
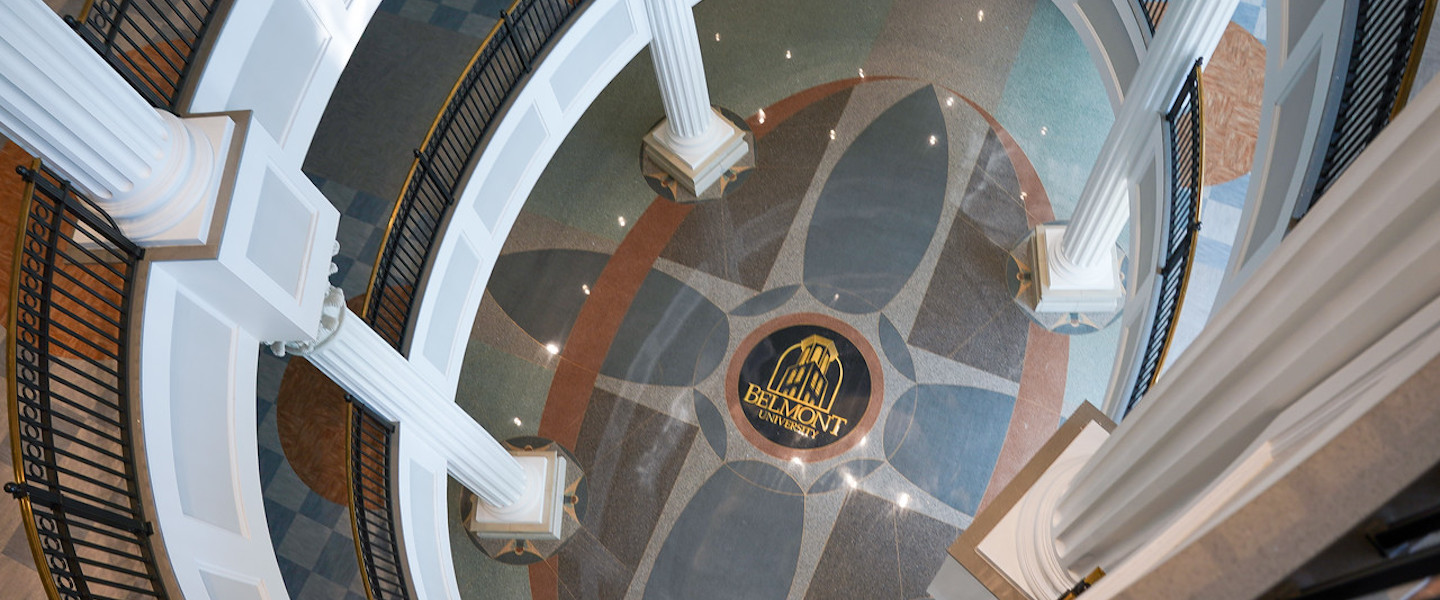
[{"left": 726, "top": 314, "right": 882, "bottom": 461}]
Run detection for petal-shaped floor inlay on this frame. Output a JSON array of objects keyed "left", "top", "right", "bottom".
[
  {"left": 909, "top": 213, "right": 1029, "bottom": 381},
  {"left": 487, "top": 249, "right": 611, "bottom": 348},
  {"left": 574, "top": 390, "right": 697, "bottom": 571},
  {"left": 600, "top": 269, "right": 729, "bottom": 386},
  {"left": 804, "top": 86, "right": 949, "bottom": 314},
  {"left": 878, "top": 314, "right": 916, "bottom": 381},
  {"left": 663, "top": 89, "right": 855, "bottom": 290},
  {"left": 960, "top": 130, "right": 1030, "bottom": 249},
  {"left": 643, "top": 462, "right": 803, "bottom": 600},
  {"left": 883, "top": 385, "right": 1015, "bottom": 515},
  {"left": 802, "top": 491, "right": 960, "bottom": 600},
  {"left": 808, "top": 458, "right": 885, "bottom": 494},
  {"left": 693, "top": 390, "right": 728, "bottom": 460},
  {"left": 730, "top": 285, "right": 799, "bottom": 317}
]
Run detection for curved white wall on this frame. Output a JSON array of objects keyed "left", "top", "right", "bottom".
[
  {"left": 1216, "top": 0, "right": 1346, "bottom": 308},
  {"left": 407, "top": 0, "right": 665, "bottom": 398},
  {"left": 1050, "top": 0, "right": 1151, "bottom": 111},
  {"left": 188, "top": 0, "right": 383, "bottom": 161}
]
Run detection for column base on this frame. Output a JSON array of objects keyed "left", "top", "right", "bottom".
[
  {"left": 121, "top": 114, "right": 234, "bottom": 247},
  {"left": 643, "top": 109, "right": 749, "bottom": 196},
  {"left": 944, "top": 404, "right": 1114, "bottom": 600},
  {"left": 1032, "top": 224, "right": 1125, "bottom": 313},
  {"left": 466, "top": 449, "right": 567, "bottom": 541}
]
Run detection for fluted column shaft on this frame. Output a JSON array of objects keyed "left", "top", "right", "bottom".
[
  {"left": 1050, "top": 0, "right": 1238, "bottom": 281},
  {"left": 1052, "top": 0, "right": 1240, "bottom": 570},
  {"left": 0, "top": 0, "right": 221, "bottom": 241},
  {"left": 642, "top": 0, "right": 725, "bottom": 156},
  {"left": 306, "top": 306, "right": 525, "bottom": 508}
]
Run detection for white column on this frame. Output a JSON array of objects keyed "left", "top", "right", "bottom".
[
  {"left": 284, "top": 288, "right": 526, "bottom": 508},
  {"left": 0, "top": 0, "right": 231, "bottom": 246},
  {"left": 1033, "top": 0, "right": 1237, "bottom": 312},
  {"left": 1059, "top": 64, "right": 1440, "bottom": 586},
  {"left": 641, "top": 0, "right": 748, "bottom": 194}
]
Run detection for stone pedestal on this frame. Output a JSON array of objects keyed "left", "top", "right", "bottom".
[
  {"left": 1033, "top": 224, "right": 1125, "bottom": 313},
  {"left": 467, "top": 449, "right": 567, "bottom": 541},
  {"left": 641, "top": 0, "right": 748, "bottom": 195},
  {"left": 643, "top": 109, "right": 748, "bottom": 194}
]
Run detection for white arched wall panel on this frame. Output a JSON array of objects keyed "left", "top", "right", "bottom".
[
  {"left": 396, "top": 430, "right": 464, "bottom": 600},
  {"left": 1215, "top": 0, "right": 1345, "bottom": 309},
  {"left": 1050, "top": 0, "right": 1150, "bottom": 112},
  {"left": 1100, "top": 129, "right": 1167, "bottom": 418},
  {"left": 142, "top": 265, "right": 288, "bottom": 600},
  {"left": 187, "top": 0, "right": 383, "bottom": 163}
]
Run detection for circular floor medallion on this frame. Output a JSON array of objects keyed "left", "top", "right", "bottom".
[{"left": 726, "top": 313, "right": 882, "bottom": 462}]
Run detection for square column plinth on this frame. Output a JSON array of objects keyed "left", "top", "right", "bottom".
[
  {"left": 466, "top": 449, "right": 567, "bottom": 541},
  {"left": 1032, "top": 224, "right": 1125, "bottom": 314},
  {"left": 643, "top": 109, "right": 749, "bottom": 196}
]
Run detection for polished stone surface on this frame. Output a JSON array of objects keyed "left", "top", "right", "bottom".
[
  {"left": 884, "top": 385, "right": 1015, "bottom": 514},
  {"left": 804, "top": 86, "right": 949, "bottom": 314},
  {"left": 599, "top": 269, "right": 729, "bottom": 387},
  {"left": 489, "top": 249, "right": 612, "bottom": 349},
  {"left": 642, "top": 463, "right": 805, "bottom": 600},
  {"left": 803, "top": 491, "right": 961, "bottom": 600}
]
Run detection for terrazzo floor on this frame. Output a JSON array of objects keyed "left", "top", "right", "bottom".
[
  {"left": 447, "top": 1, "right": 1112, "bottom": 598},
  {"left": 273, "top": 1, "right": 1282, "bottom": 600}
]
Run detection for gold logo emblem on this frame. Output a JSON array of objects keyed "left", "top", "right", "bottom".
[
  {"left": 727, "top": 315, "right": 880, "bottom": 460},
  {"left": 743, "top": 334, "right": 851, "bottom": 440}
]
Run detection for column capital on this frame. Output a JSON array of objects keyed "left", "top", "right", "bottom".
[{"left": 267, "top": 285, "right": 346, "bottom": 358}]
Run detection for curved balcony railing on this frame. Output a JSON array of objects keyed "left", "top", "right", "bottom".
[
  {"left": 1137, "top": 1, "right": 1164, "bottom": 33},
  {"left": 1297, "top": 0, "right": 1436, "bottom": 221},
  {"left": 363, "top": 0, "right": 586, "bottom": 351},
  {"left": 1126, "top": 59, "right": 1204, "bottom": 417},
  {"left": 348, "top": 398, "right": 411, "bottom": 600},
  {"left": 66, "top": 0, "right": 223, "bottom": 111},
  {"left": 4, "top": 162, "right": 165, "bottom": 599}
]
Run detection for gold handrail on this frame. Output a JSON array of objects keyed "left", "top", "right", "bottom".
[
  {"left": 362, "top": 0, "right": 529, "bottom": 320},
  {"left": 1392, "top": 0, "right": 1438, "bottom": 118},
  {"left": 9, "top": 158, "right": 64, "bottom": 600},
  {"left": 1150, "top": 62, "right": 1205, "bottom": 385},
  {"left": 346, "top": 401, "right": 377, "bottom": 600}
]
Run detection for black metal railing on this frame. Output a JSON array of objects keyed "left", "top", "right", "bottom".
[
  {"left": 1137, "top": 0, "right": 1164, "bottom": 33},
  {"left": 1297, "top": 0, "right": 1436, "bottom": 221},
  {"left": 5, "top": 162, "right": 165, "bottom": 599},
  {"left": 348, "top": 398, "right": 411, "bottom": 600},
  {"left": 1279, "top": 499, "right": 1440, "bottom": 599},
  {"left": 363, "top": 0, "right": 585, "bottom": 351},
  {"left": 1126, "top": 60, "right": 1204, "bottom": 417},
  {"left": 67, "top": 0, "right": 223, "bottom": 111}
]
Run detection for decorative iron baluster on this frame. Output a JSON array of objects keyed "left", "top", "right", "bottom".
[
  {"left": 1126, "top": 59, "right": 1205, "bottom": 418},
  {"left": 1299, "top": 0, "right": 1435, "bottom": 220},
  {"left": 362, "top": 0, "right": 592, "bottom": 352},
  {"left": 67, "top": 0, "right": 221, "bottom": 110},
  {"left": 348, "top": 398, "right": 411, "bottom": 600},
  {"left": 7, "top": 162, "right": 164, "bottom": 598}
]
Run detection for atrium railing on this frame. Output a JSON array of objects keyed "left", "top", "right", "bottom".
[
  {"left": 363, "top": 0, "right": 585, "bottom": 351},
  {"left": 67, "top": 0, "right": 223, "bottom": 111},
  {"left": 348, "top": 398, "right": 411, "bottom": 600},
  {"left": 1137, "top": 1, "right": 1164, "bottom": 33},
  {"left": 1126, "top": 59, "right": 1204, "bottom": 417},
  {"left": 1297, "top": 0, "right": 1436, "bottom": 221},
  {"left": 4, "top": 162, "right": 165, "bottom": 599}
]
